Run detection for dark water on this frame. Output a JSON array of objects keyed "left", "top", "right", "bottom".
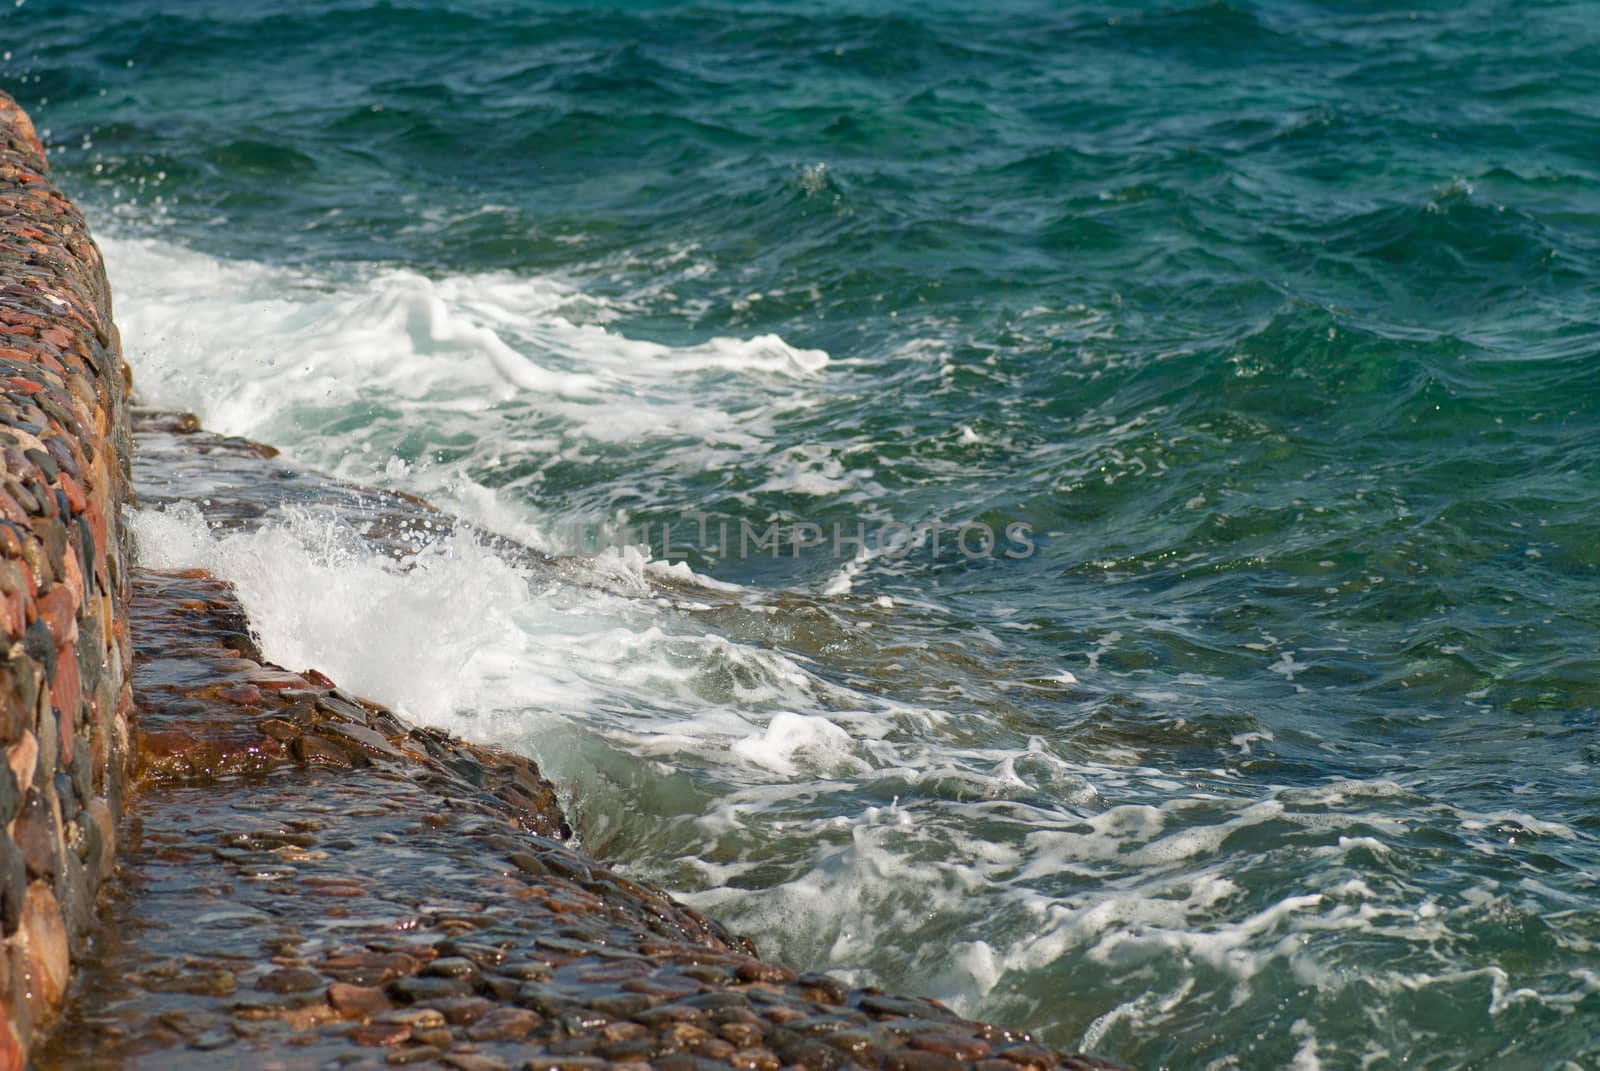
[{"left": 11, "top": 2, "right": 1600, "bottom": 1066}]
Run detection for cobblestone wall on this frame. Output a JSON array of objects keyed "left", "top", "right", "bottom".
[{"left": 0, "top": 90, "right": 134, "bottom": 1067}]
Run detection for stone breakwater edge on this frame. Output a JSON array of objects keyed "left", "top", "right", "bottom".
[
  {"left": 0, "top": 92, "right": 1131, "bottom": 1071},
  {"left": 0, "top": 89, "right": 134, "bottom": 1070}
]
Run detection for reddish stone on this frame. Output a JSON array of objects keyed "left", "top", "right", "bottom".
[
  {"left": 13, "top": 560, "right": 35, "bottom": 600},
  {"left": 719, "top": 1021, "right": 765, "bottom": 1048},
  {"left": 6, "top": 734, "right": 36, "bottom": 794},
  {"left": 137, "top": 730, "right": 200, "bottom": 759},
  {"left": 252, "top": 669, "right": 313, "bottom": 690},
  {"left": 58, "top": 543, "right": 83, "bottom": 605},
  {"left": 734, "top": 961, "right": 796, "bottom": 985},
  {"left": 319, "top": 951, "right": 418, "bottom": 987},
  {"left": 256, "top": 967, "right": 325, "bottom": 993},
  {"left": 729, "top": 1048, "right": 781, "bottom": 1071},
  {"left": 19, "top": 884, "right": 68, "bottom": 1014},
  {"left": 35, "top": 585, "right": 76, "bottom": 644},
  {"left": 328, "top": 982, "right": 392, "bottom": 1020},
  {"left": 993, "top": 1045, "right": 1059, "bottom": 1068},
  {"left": 694, "top": 1038, "right": 737, "bottom": 1060},
  {"left": 0, "top": 591, "right": 23, "bottom": 641},
  {"left": 0, "top": 1018, "right": 17, "bottom": 1069},
  {"left": 51, "top": 645, "right": 79, "bottom": 744},
  {"left": 56, "top": 472, "right": 85, "bottom": 513},
  {"left": 217, "top": 683, "right": 263, "bottom": 706},
  {"left": 0, "top": 1006, "right": 19, "bottom": 1071},
  {"left": 82, "top": 501, "right": 106, "bottom": 569},
  {"left": 349, "top": 1021, "right": 412, "bottom": 1047}
]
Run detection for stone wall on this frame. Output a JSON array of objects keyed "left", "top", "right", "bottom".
[{"left": 0, "top": 90, "right": 134, "bottom": 1066}]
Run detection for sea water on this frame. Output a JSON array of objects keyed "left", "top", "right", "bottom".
[{"left": 11, "top": 2, "right": 1600, "bottom": 1066}]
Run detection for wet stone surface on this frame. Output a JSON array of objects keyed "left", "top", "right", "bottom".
[
  {"left": 128, "top": 409, "right": 746, "bottom": 609},
  {"left": 125, "top": 567, "right": 568, "bottom": 841},
  {"left": 132, "top": 408, "right": 551, "bottom": 569}
]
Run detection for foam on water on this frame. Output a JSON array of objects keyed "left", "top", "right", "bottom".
[
  {"left": 128, "top": 501, "right": 838, "bottom": 748},
  {"left": 104, "top": 235, "right": 835, "bottom": 540}
]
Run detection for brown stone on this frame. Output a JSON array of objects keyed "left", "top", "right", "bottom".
[
  {"left": 796, "top": 973, "right": 849, "bottom": 1005},
  {"left": 719, "top": 1021, "right": 766, "bottom": 1048},
  {"left": 1, "top": 944, "right": 27, "bottom": 1051},
  {"left": 5, "top": 733, "right": 36, "bottom": 794},
  {"left": 257, "top": 966, "right": 325, "bottom": 993},
  {"left": 350, "top": 1021, "right": 413, "bottom": 1047},
  {"left": 428, "top": 996, "right": 496, "bottom": 1026},
  {"left": 730, "top": 1048, "right": 782, "bottom": 1071},
  {"left": 825, "top": 1030, "right": 885, "bottom": 1058},
  {"left": 599, "top": 1021, "right": 650, "bottom": 1043},
  {"left": 663, "top": 1023, "right": 713, "bottom": 1047},
  {"left": 734, "top": 961, "right": 796, "bottom": 985},
  {"left": 0, "top": 1002, "right": 18, "bottom": 1071},
  {"left": 18, "top": 884, "right": 67, "bottom": 1014},
  {"left": 136, "top": 967, "right": 236, "bottom": 997},
  {"left": 694, "top": 1038, "right": 737, "bottom": 1060},
  {"left": 291, "top": 734, "right": 353, "bottom": 768},
  {"left": 328, "top": 982, "right": 393, "bottom": 1020},
  {"left": 321, "top": 950, "right": 418, "bottom": 986},
  {"left": 280, "top": 1001, "right": 338, "bottom": 1031},
  {"left": 465, "top": 1007, "right": 542, "bottom": 1042},
  {"left": 378, "top": 1007, "right": 447, "bottom": 1030},
  {"left": 259, "top": 718, "right": 298, "bottom": 741}
]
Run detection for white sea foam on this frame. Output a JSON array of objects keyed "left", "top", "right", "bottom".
[{"left": 101, "top": 234, "right": 837, "bottom": 536}]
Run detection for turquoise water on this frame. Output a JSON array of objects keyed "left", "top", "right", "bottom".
[{"left": 13, "top": 2, "right": 1600, "bottom": 1066}]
